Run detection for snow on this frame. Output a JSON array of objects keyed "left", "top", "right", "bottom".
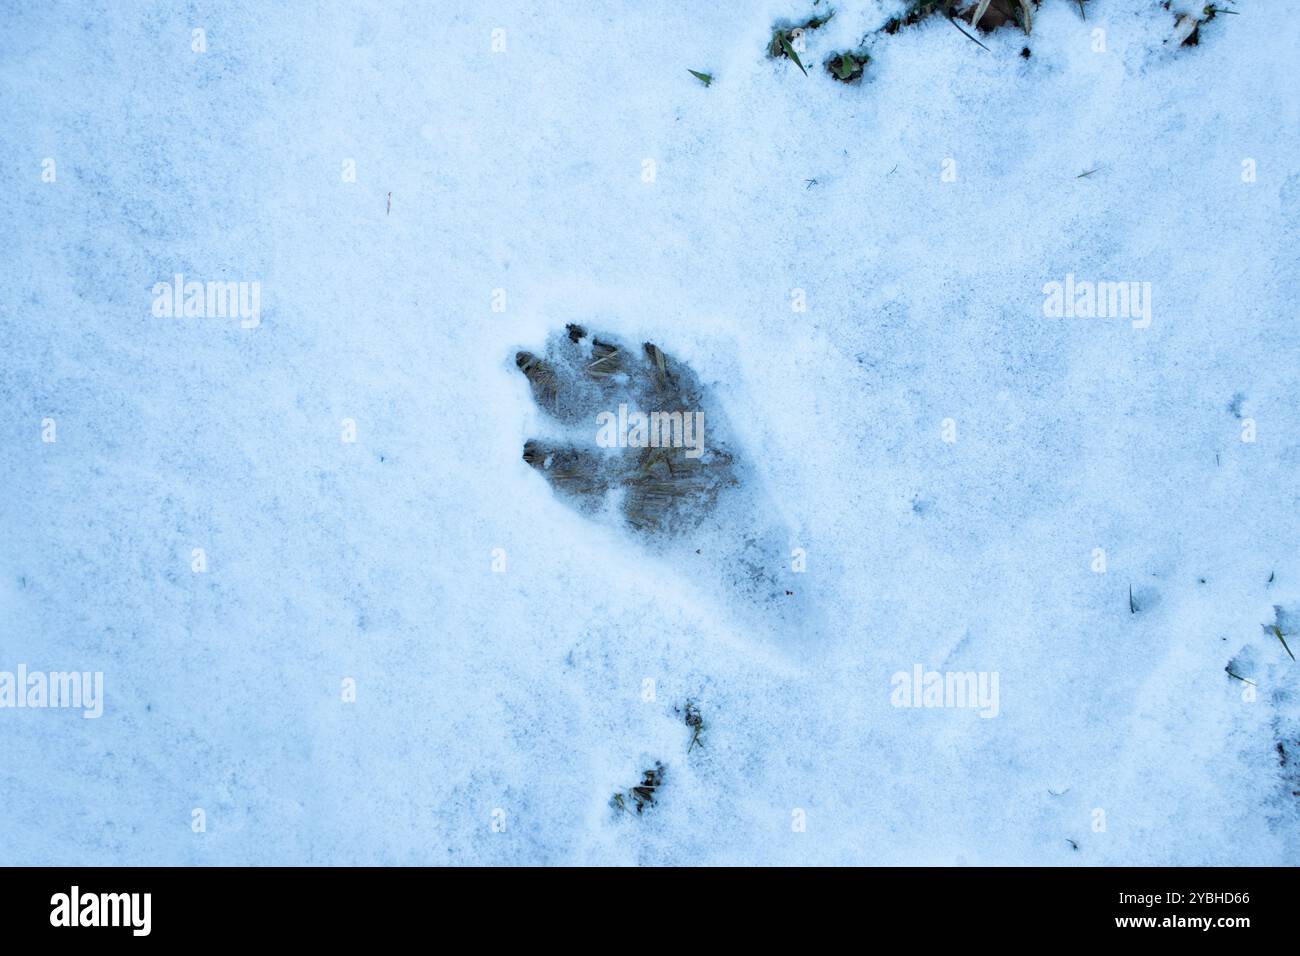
[{"left": 1, "top": 0, "right": 1297, "bottom": 865}]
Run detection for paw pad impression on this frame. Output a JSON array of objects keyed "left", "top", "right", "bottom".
[{"left": 516, "top": 325, "right": 737, "bottom": 535}]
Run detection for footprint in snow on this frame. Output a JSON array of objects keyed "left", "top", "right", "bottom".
[{"left": 514, "top": 324, "right": 815, "bottom": 636}]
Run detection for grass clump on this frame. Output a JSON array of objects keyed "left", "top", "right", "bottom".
[
  {"left": 677, "top": 700, "right": 706, "bottom": 752},
  {"left": 611, "top": 762, "right": 666, "bottom": 815},
  {"left": 966, "top": 0, "right": 1036, "bottom": 36},
  {"left": 880, "top": 1, "right": 1038, "bottom": 43},
  {"left": 826, "top": 50, "right": 870, "bottom": 82},
  {"left": 769, "top": 10, "right": 836, "bottom": 76},
  {"left": 1167, "top": 1, "right": 1237, "bottom": 47},
  {"left": 882, "top": 0, "right": 960, "bottom": 34}
]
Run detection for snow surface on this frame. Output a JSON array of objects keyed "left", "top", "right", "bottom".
[{"left": 1, "top": 0, "right": 1298, "bottom": 865}]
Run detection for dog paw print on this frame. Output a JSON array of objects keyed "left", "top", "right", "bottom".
[
  {"left": 515, "top": 325, "right": 737, "bottom": 534},
  {"left": 514, "top": 325, "right": 818, "bottom": 637}
]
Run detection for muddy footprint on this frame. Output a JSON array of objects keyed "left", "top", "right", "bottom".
[{"left": 515, "top": 326, "right": 817, "bottom": 635}]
